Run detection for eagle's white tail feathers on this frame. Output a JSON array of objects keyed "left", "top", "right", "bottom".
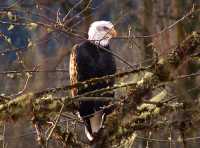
[
  {"left": 90, "top": 111, "right": 102, "bottom": 133},
  {"left": 85, "top": 111, "right": 105, "bottom": 141},
  {"left": 85, "top": 126, "right": 94, "bottom": 141},
  {"left": 100, "top": 113, "right": 105, "bottom": 128}
]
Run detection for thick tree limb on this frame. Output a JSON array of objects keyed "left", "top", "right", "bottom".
[{"left": 0, "top": 31, "right": 199, "bottom": 147}]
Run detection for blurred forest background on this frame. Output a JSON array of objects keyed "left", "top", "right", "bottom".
[{"left": 0, "top": 0, "right": 200, "bottom": 148}]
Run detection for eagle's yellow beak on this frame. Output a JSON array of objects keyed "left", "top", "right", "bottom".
[{"left": 110, "top": 28, "right": 117, "bottom": 37}]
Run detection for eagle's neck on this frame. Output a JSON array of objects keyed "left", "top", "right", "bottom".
[
  {"left": 88, "top": 34, "right": 110, "bottom": 47},
  {"left": 87, "top": 40, "right": 110, "bottom": 50}
]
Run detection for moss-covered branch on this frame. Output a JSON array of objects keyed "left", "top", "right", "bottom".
[
  {"left": 100, "top": 31, "right": 200, "bottom": 146},
  {"left": 0, "top": 31, "right": 199, "bottom": 147}
]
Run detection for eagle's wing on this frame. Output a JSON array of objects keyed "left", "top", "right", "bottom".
[
  {"left": 69, "top": 43, "right": 115, "bottom": 141},
  {"left": 69, "top": 44, "right": 95, "bottom": 141},
  {"left": 69, "top": 45, "right": 79, "bottom": 97}
]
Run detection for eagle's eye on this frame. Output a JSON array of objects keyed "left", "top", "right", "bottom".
[{"left": 103, "top": 26, "right": 109, "bottom": 31}]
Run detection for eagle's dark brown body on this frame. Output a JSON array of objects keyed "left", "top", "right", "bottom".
[{"left": 69, "top": 41, "right": 116, "bottom": 137}]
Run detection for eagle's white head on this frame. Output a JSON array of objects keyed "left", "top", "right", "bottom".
[{"left": 88, "top": 21, "right": 117, "bottom": 46}]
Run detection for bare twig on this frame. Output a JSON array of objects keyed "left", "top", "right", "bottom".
[
  {"left": 0, "top": 69, "right": 68, "bottom": 75},
  {"left": 34, "top": 121, "right": 45, "bottom": 148},
  {"left": 114, "top": 5, "right": 199, "bottom": 39},
  {"left": 63, "top": 0, "right": 84, "bottom": 23},
  {"left": 2, "top": 123, "right": 6, "bottom": 148},
  {"left": 46, "top": 104, "right": 64, "bottom": 147},
  {"left": 0, "top": 0, "right": 24, "bottom": 10},
  {"left": 65, "top": 0, "right": 92, "bottom": 24}
]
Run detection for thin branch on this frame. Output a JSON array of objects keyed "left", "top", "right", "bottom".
[
  {"left": 64, "top": 0, "right": 93, "bottom": 24},
  {"left": 2, "top": 123, "right": 6, "bottom": 148},
  {"left": 0, "top": 0, "right": 24, "bottom": 10},
  {"left": 34, "top": 65, "right": 151, "bottom": 96},
  {"left": 34, "top": 120, "right": 45, "bottom": 148},
  {"left": 10, "top": 72, "right": 31, "bottom": 97},
  {"left": 63, "top": 0, "right": 84, "bottom": 23},
  {"left": 46, "top": 104, "right": 64, "bottom": 147},
  {"left": 0, "top": 69, "right": 68, "bottom": 75},
  {"left": 113, "top": 5, "right": 198, "bottom": 40}
]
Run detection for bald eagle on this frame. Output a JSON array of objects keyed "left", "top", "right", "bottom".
[{"left": 69, "top": 21, "right": 117, "bottom": 141}]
